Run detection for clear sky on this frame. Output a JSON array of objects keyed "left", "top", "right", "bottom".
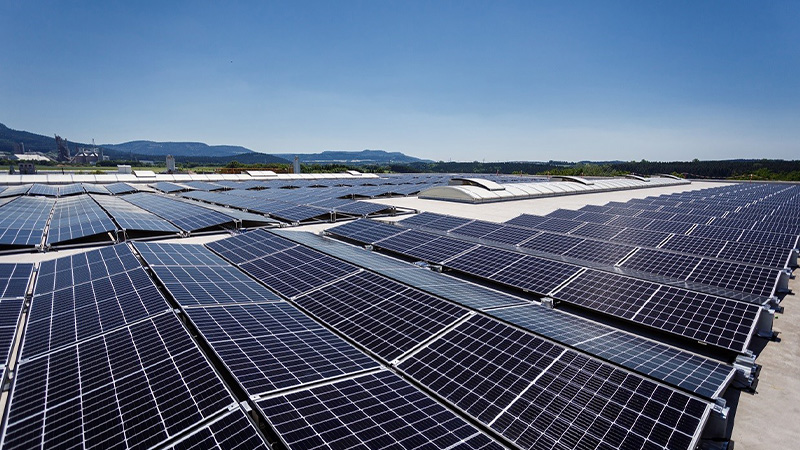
[{"left": 1, "top": 1, "right": 798, "bottom": 161}]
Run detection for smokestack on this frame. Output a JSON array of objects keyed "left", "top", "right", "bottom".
[{"left": 293, "top": 156, "right": 301, "bottom": 174}]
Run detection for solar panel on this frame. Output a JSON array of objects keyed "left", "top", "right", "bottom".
[
  {"left": 0, "top": 263, "right": 33, "bottom": 298},
  {"left": 516, "top": 232, "right": 582, "bottom": 255},
  {"left": 445, "top": 246, "right": 527, "bottom": 279},
  {"left": 659, "top": 234, "right": 728, "bottom": 258},
  {"left": 185, "top": 302, "right": 378, "bottom": 396},
  {"left": 562, "top": 239, "right": 635, "bottom": 265},
  {"left": 206, "top": 228, "right": 298, "bottom": 264},
  {"left": 546, "top": 209, "right": 585, "bottom": 220},
  {"left": 27, "top": 183, "right": 59, "bottom": 197},
  {"left": 57, "top": 184, "right": 85, "bottom": 197},
  {"left": 92, "top": 194, "right": 181, "bottom": 235},
  {"left": 22, "top": 263, "right": 170, "bottom": 358},
  {"left": 738, "top": 229, "right": 798, "bottom": 249},
  {"left": 164, "top": 408, "right": 268, "bottom": 450},
  {"left": 135, "top": 242, "right": 231, "bottom": 266},
  {"left": 2, "top": 313, "right": 236, "bottom": 450},
  {"left": 534, "top": 217, "right": 584, "bottom": 233},
  {"left": 325, "top": 218, "right": 405, "bottom": 243},
  {"left": 256, "top": 370, "right": 503, "bottom": 450},
  {"left": 569, "top": 222, "right": 626, "bottom": 240},
  {"left": 121, "top": 192, "right": 236, "bottom": 232},
  {"left": 400, "top": 212, "right": 472, "bottom": 231},
  {"left": 0, "top": 184, "right": 31, "bottom": 197},
  {"left": 492, "top": 350, "right": 709, "bottom": 450},
  {"left": 399, "top": 315, "right": 710, "bottom": 450},
  {"left": 717, "top": 241, "right": 791, "bottom": 269},
  {"left": 605, "top": 215, "right": 656, "bottom": 230},
  {"left": 148, "top": 264, "right": 282, "bottom": 306},
  {"left": 0, "top": 298, "right": 26, "bottom": 370},
  {"left": 481, "top": 225, "right": 539, "bottom": 245},
  {"left": 329, "top": 200, "right": 392, "bottom": 216},
  {"left": 490, "top": 305, "right": 734, "bottom": 399},
  {"left": 381, "top": 234, "right": 479, "bottom": 264},
  {"left": 270, "top": 205, "right": 331, "bottom": 223},
  {"left": 295, "top": 271, "right": 466, "bottom": 360},
  {"left": 613, "top": 227, "right": 675, "bottom": 248},
  {"left": 33, "top": 244, "right": 143, "bottom": 295},
  {"left": 686, "top": 259, "right": 780, "bottom": 298},
  {"left": 150, "top": 181, "right": 193, "bottom": 193},
  {"left": 0, "top": 196, "right": 54, "bottom": 248},
  {"left": 273, "top": 229, "right": 530, "bottom": 311},
  {"left": 80, "top": 183, "right": 110, "bottom": 195},
  {"left": 644, "top": 219, "right": 696, "bottom": 234},
  {"left": 181, "top": 181, "right": 228, "bottom": 192},
  {"left": 620, "top": 249, "right": 703, "bottom": 280},
  {"left": 637, "top": 287, "right": 761, "bottom": 351},
  {"left": 239, "top": 246, "right": 360, "bottom": 298},
  {"left": 45, "top": 195, "right": 117, "bottom": 246},
  {"left": 553, "top": 270, "right": 660, "bottom": 319},
  {"left": 105, "top": 182, "right": 138, "bottom": 195},
  {"left": 450, "top": 220, "right": 505, "bottom": 238},
  {"left": 689, "top": 224, "right": 744, "bottom": 242}
]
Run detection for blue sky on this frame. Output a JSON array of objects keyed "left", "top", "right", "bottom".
[{"left": 1, "top": 1, "right": 798, "bottom": 161}]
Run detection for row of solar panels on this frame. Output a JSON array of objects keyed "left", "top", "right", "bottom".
[
  {"left": 0, "top": 229, "right": 722, "bottom": 449},
  {"left": 203, "top": 231, "right": 717, "bottom": 449},
  {"left": 326, "top": 219, "right": 769, "bottom": 354},
  {"left": 0, "top": 188, "right": 400, "bottom": 251},
  {"left": 397, "top": 211, "right": 791, "bottom": 303},
  {"left": 0, "top": 182, "right": 139, "bottom": 198}
]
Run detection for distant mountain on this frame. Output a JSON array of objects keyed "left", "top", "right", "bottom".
[
  {"left": 276, "top": 150, "right": 431, "bottom": 165},
  {"left": 0, "top": 122, "right": 288, "bottom": 164},
  {"left": 103, "top": 141, "right": 255, "bottom": 157}
]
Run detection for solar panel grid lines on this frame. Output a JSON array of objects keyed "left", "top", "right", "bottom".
[
  {"left": 0, "top": 298, "right": 26, "bottom": 372},
  {"left": 256, "top": 370, "right": 505, "bottom": 450},
  {"left": 162, "top": 407, "right": 269, "bottom": 450},
  {"left": 0, "top": 263, "right": 34, "bottom": 298},
  {"left": 551, "top": 270, "right": 661, "bottom": 320},
  {"left": 636, "top": 287, "right": 762, "bottom": 352},
  {"left": 182, "top": 302, "right": 379, "bottom": 397},
  {"left": 134, "top": 242, "right": 232, "bottom": 267},
  {"left": 398, "top": 315, "right": 713, "bottom": 450},
  {"left": 238, "top": 245, "right": 361, "bottom": 299},
  {"left": 91, "top": 194, "right": 182, "bottom": 235},
  {"left": 45, "top": 195, "right": 117, "bottom": 246},
  {"left": 0, "top": 196, "right": 55, "bottom": 248},
  {"left": 488, "top": 305, "right": 735, "bottom": 400},
  {"left": 33, "top": 244, "right": 144, "bottom": 295},
  {"left": 1, "top": 312, "right": 237, "bottom": 450},
  {"left": 294, "top": 271, "right": 467, "bottom": 361},
  {"left": 686, "top": 260, "right": 781, "bottom": 298},
  {"left": 120, "top": 192, "right": 236, "bottom": 232},
  {"left": 205, "top": 228, "right": 300, "bottom": 265},
  {"left": 620, "top": 249, "right": 704, "bottom": 280}
]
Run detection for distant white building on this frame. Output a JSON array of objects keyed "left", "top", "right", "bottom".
[
  {"left": 12, "top": 153, "right": 51, "bottom": 162},
  {"left": 166, "top": 155, "right": 176, "bottom": 172}
]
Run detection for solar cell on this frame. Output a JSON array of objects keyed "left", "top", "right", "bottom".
[
  {"left": 57, "top": 184, "right": 85, "bottom": 197},
  {"left": 688, "top": 224, "right": 744, "bottom": 242},
  {"left": 535, "top": 217, "right": 584, "bottom": 233},
  {"left": 152, "top": 265, "right": 283, "bottom": 306},
  {"left": 0, "top": 184, "right": 31, "bottom": 197},
  {"left": 164, "top": 408, "right": 268, "bottom": 450},
  {"left": 545, "top": 209, "right": 585, "bottom": 220},
  {"left": 27, "top": 183, "right": 59, "bottom": 197},
  {"left": 445, "top": 246, "right": 527, "bottom": 279},
  {"left": 33, "top": 244, "right": 143, "bottom": 295},
  {"left": 481, "top": 225, "right": 539, "bottom": 245},
  {"left": 80, "top": 183, "right": 110, "bottom": 195},
  {"left": 450, "top": 220, "right": 505, "bottom": 238},
  {"left": 295, "top": 271, "right": 466, "bottom": 360},
  {"left": 269, "top": 205, "right": 331, "bottom": 223},
  {"left": 738, "top": 229, "right": 798, "bottom": 249},
  {"left": 2, "top": 313, "right": 236, "bottom": 450},
  {"left": 717, "top": 241, "right": 791, "bottom": 269},
  {"left": 257, "top": 370, "right": 503, "bottom": 450}
]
